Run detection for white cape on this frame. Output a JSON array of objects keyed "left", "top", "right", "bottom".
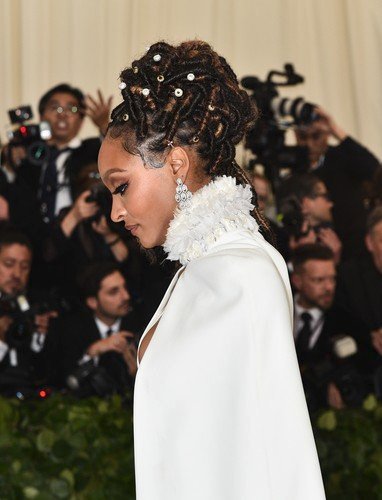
[{"left": 134, "top": 177, "right": 326, "bottom": 500}]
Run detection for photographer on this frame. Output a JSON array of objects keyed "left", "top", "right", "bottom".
[
  {"left": 291, "top": 244, "right": 370, "bottom": 412},
  {"left": 336, "top": 207, "right": 382, "bottom": 368},
  {"left": 0, "top": 230, "right": 57, "bottom": 395},
  {"left": 10, "top": 84, "right": 112, "bottom": 226},
  {"left": 277, "top": 173, "right": 342, "bottom": 264},
  {"left": 42, "top": 162, "right": 132, "bottom": 303},
  {"left": 294, "top": 106, "right": 380, "bottom": 259},
  {"left": 44, "top": 262, "right": 143, "bottom": 396}
]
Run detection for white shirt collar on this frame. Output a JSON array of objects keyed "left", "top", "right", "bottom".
[
  {"left": 294, "top": 296, "right": 323, "bottom": 324},
  {"left": 57, "top": 136, "right": 82, "bottom": 151},
  {"left": 94, "top": 316, "right": 122, "bottom": 338},
  {"left": 163, "top": 176, "right": 259, "bottom": 266}
]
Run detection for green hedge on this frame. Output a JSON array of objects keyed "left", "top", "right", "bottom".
[{"left": 1, "top": 394, "right": 382, "bottom": 499}]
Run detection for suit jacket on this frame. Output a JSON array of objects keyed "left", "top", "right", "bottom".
[
  {"left": 43, "top": 309, "right": 142, "bottom": 389},
  {"left": 335, "top": 254, "right": 382, "bottom": 358},
  {"left": 296, "top": 306, "right": 367, "bottom": 367},
  {"left": 315, "top": 137, "right": 380, "bottom": 259},
  {"left": 16, "top": 137, "right": 101, "bottom": 202}
]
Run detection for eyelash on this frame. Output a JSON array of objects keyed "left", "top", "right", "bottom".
[{"left": 113, "top": 183, "right": 128, "bottom": 196}]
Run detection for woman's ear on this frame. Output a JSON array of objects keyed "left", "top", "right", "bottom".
[{"left": 168, "top": 146, "right": 190, "bottom": 181}]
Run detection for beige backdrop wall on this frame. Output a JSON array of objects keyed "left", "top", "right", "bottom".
[{"left": 1, "top": 0, "right": 382, "bottom": 161}]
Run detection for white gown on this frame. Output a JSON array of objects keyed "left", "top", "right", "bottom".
[{"left": 134, "top": 176, "right": 326, "bottom": 500}]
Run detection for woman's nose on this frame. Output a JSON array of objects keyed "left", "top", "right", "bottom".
[{"left": 110, "top": 196, "right": 127, "bottom": 223}]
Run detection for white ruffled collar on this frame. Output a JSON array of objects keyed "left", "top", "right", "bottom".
[{"left": 163, "top": 175, "right": 259, "bottom": 265}]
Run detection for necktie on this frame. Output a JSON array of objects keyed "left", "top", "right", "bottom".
[
  {"left": 296, "top": 312, "right": 313, "bottom": 362},
  {"left": 39, "top": 146, "right": 69, "bottom": 223},
  {"left": 106, "top": 328, "right": 114, "bottom": 337}
]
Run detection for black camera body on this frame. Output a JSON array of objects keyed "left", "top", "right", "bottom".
[
  {"left": 6, "top": 105, "right": 52, "bottom": 167},
  {"left": 0, "top": 293, "right": 34, "bottom": 349},
  {"left": 241, "top": 64, "right": 317, "bottom": 186},
  {"left": 85, "top": 183, "right": 112, "bottom": 222}
]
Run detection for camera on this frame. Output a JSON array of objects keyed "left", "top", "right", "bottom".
[
  {"left": 302, "top": 335, "right": 370, "bottom": 412},
  {"left": 85, "top": 182, "right": 112, "bottom": 222},
  {"left": 241, "top": 64, "right": 317, "bottom": 187},
  {"left": 0, "top": 293, "right": 34, "bottom": 349},
  {"left": 66, "top": 358, "right": 118, "bottom": 397},
  {"left": 0, "top": 289, "right": 71, "bottom": 349},
  {"left": 6, "top": 105, "right": 52, "bottom": 167}
]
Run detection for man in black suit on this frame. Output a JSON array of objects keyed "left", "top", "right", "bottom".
[
  {"left": 45, "top": 262, "right": 142, "bottom": 395},
  {"left": 14, "top": 83, "right": 112, "bottom": 225},
  {"left": 291, "top": 244, "right": 369, "bottom": 411},
  {"left": 336, "top": 206, "right": 382, "bottom": 364},
  {"left": 294, "top": 106, "right": 380, "bottom": 259},
  {"left": 0, "top": 230, "right": 56, "bottom": 395}
]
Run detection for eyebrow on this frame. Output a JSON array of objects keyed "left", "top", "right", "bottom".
[{"left": 102, "top": 168, "right": 127, "bottom": 182}]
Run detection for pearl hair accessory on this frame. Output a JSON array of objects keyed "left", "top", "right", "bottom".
[
  {"left": 141, "top": 88, "right": 150, "bottom": 96},
  {"left": 133, "top": 66, "right": 139, "bottom": 74},
  {"left": 118, "top": 82, "right": 127, "bottom": 90},
  {"left": 153, "top": 54, "right": 161, "bottom": 62},
  {"left": 187, "top": 73, "right": 195, "bottom": 81},
  {"left": 174, "top": 88, "right": 183, "bottom": 97},
  {"left": 208, "top": 104, "right": 215, "bottom": 111},
  {"left": 157, "top": 75, "right": 164, "bottom": 82},
  {"left": 175, "top": 178, "right": 192, "bottom": 210},
  {"left": 122, "top": 113, "right": 129, "bottom": 121}
]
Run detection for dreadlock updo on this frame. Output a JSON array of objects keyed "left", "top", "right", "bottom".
[{"left": 108, "top": 40, "right": 272, "bottom": 240}]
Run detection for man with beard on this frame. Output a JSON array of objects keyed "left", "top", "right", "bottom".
[
  {"left": 0, "top": 230, "right": 56, "bottom": 395},
  {"left": 43, "top": 262, "right": 142, "bottom": 395},
  {"left": 291, "top": 244, "right": 368, "bottom": 411}
]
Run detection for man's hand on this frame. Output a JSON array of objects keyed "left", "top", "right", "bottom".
[
  {"left": 317, "top": 227, "right": 342, "bottom": 264},
  {"left": 34, "top": 311, "right": 58, "bottom": 335},
  {"left": 0, "top": 315, "right": 13, "bottom": 343},
  {"left": 327, "top": 382, "right": 345, "bottom": 410},
  {"left": 85, "top": 90, "right": 113, "bottom": 136},
  {"left": 122, "top": 337, "right": 138, "bottom": 377},
  {"left": 61, "top": 190, "right": 99, "bottom": 237},
  {"left": 371, "top": 328, "right": 382, "bottom": 355},
  {"left": 87, "top": 331, "right": 133, "bottom": 357},
  {"left": 0, "top": 196, "right": 9, "bottom": 221},
  {"left": 314, "top": 106, "right": 347, "bottom": 142}
]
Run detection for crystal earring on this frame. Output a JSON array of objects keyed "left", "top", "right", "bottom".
[{"left": 175, "top": 178, "right": 192, "bottom": 210}]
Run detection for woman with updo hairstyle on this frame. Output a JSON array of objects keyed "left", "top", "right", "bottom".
[{"left": 98, "top": 41, "right": 325, "bottom": 499}]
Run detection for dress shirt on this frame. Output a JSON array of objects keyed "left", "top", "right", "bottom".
[
  {"left": 80, "top": 317, "right": 122, "bottom": 365},
  {"left": 39, "top": 137, "right": 82, "bottom": 216},
  {"left": 294, "top": 298, "right": 324, "bottom": 349}
]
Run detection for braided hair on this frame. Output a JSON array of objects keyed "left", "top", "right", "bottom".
[{"left": 108, "top": 40, "right": 272, "bottom": 240}]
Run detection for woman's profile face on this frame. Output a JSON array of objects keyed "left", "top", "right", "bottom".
[{"left": 98, "top": 136, "right": 178, "bottom": 248}]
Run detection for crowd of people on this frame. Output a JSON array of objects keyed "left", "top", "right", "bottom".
[
  {"left": 0, "top": 81, "right": 381, "bottom": 413},
  {"left": 0, "top": 84, "right": 176, "bottom": 399}
]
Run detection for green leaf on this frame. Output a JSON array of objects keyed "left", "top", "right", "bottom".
[
  {"left": 97, "top": 401, "right": 109, "bottom": 414},
  {"left": 12, "top": 459, "right": 22, "bottom": 473},
  {"left": 363, "top": 394, "right": 378, "bottom": 412},
  {"left": 317, "top": 410, "right": 337, "bottom": 431},
  {"left": 50, "top": 478, "right": 71, "bottom": 498},
  {"left": 60, "top": 469, "right": 75, "bottom": 487},
  {"left": 36, "top": 429, "right": 56, "bottom": 453},
  {"left": 23, "top": 486, "right": 39, "bottom": 498}
]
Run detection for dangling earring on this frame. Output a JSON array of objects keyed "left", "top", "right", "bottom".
[{"left": 175, "top": 178, "right": 192, "bottom": 209}]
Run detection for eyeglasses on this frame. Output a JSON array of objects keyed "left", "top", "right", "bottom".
[{"left": 46, "top": 104, "right": 81, "bottom": 115}]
